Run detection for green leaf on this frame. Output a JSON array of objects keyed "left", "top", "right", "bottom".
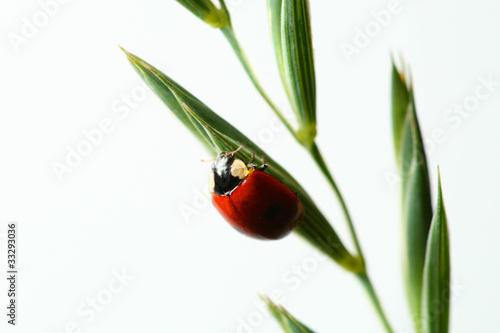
[
  {"left": 175, "top": 0, "right": 228, "bottom": 28},
  {"left": 421, "top": 169, "right": 450, "bottom": 333},
  {"left": 261, "top": 296, "right": 315, "bottom": 333},
  {"left": 121, "top": 47, "right": 362, "bottom": 273},
  {"left": 391, "top": 60, "right": 433, "bottom": 328},
  {"left": 269, "top": 0, "right": 316, "bottom": 146}
]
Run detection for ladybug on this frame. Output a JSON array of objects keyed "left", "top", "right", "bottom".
[{"left": 208, "top": 147, "right": 304, "bottom": 240}]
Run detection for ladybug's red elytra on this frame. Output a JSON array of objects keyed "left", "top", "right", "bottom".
[{"left": 208, "top": 147, "right": 304, "bottom": 240}]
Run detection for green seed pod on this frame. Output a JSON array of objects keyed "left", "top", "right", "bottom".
[{"left": 267, "top": 0, "right": 317, "bottom": 148}]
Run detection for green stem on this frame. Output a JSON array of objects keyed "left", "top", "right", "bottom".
[
  {"left": 358, "top": 274, "right": 395, "bottom": 333},
  {"left": 309, "top": 142, "right": 394, "bottom": 333},
  {"left": 221, "top": 25, "right": 299, "bottom": 142},
  {"left": 308, "top": 142, "right": 364, "bottom": 263}
]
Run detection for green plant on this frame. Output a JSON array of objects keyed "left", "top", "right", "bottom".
[{"left": 120, "top": 1, "right": 451, "bottom": 332}]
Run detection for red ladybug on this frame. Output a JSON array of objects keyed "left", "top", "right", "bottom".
[{"left": 208, "top": 147, "right": 304, "bottom": 240}]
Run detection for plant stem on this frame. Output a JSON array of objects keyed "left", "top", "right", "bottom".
[
  {"left": 358, "top": 274, "right": 395, "bottom": 333},
  {"left": 309, "top": 142, "right": 394, "bottom": 333},
  {"left": 221, "top": 25, "right": 299, "bottom": 142},
  {"left": 308, "top": 142, "right": 364, "bottom": 263}
]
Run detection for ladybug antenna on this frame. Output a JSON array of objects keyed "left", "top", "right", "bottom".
[
  {"left": 226, "top": 146, "right": 243, "bottom": 156},
  {"left": 200, "top": 158, "right": 216, "bottom": 163}
]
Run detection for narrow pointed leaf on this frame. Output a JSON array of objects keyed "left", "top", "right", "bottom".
[
  {"left": 279, "top": 0, "right": 317, "bottom": 145},
  {"left": 121, "top": 48, "right": 362, "bottom": 273},
  {"left": 421, "top": 170, "right": 450, "bottom": 333},
  {"left": 391, "top": 60, "right": 433, "bottom": 326},
  {"left": 261, "top": 296, "right": 315, "bottom": 333}
]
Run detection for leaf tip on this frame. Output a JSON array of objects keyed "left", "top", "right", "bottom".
[
  {"left": 257, "top": 293, "right": 269, "bottom": 303},
  {"left": 437, "top": 165, "right": 443, "bottom": 199},
  {"left": 391, "top": 53, "right": 413, "bottom": 89},
  {"left": 119, "top": 45, "right": 138, "bottom": 64}
]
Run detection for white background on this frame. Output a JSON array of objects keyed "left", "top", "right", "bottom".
[{"left": 1, "top": 0, "right": 500, "bottom": 332}]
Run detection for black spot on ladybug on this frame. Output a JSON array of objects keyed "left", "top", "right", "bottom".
[{"left": 265, "top": 203, "right": 281, "bottom": 219}]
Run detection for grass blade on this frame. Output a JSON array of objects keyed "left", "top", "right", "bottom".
[
  {"left": 121, "top": 47, "right": 362, "bottom": 273},
  {"left": 391, "top": 60, "right": 433, "bottom": 327},
  {"left": 421, "top": 170, "right": 450, "bottom": 333},
  {"left": 261, "top": 296, "right": 315, "bottom": 333}
]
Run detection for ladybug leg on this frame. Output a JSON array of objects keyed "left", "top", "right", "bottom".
[
  {"left": 256, "top": 163, "right": 268, "bottom": 172},
  {"left": 247, "top": 153, "right": 268, "bottom": 171},
  {"left": 247, "top": 153, "right": 258, "bottom": 170},
  {"left": 248, "top": 153, "right": 255, "bottom": 165},
  {"left": 256, "top": 156, "right": 268, "bottom": 172}
]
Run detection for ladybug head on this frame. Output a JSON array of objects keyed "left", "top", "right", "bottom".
[{"left": 209, "top": 148, "right": 248, "bottom": 195}]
